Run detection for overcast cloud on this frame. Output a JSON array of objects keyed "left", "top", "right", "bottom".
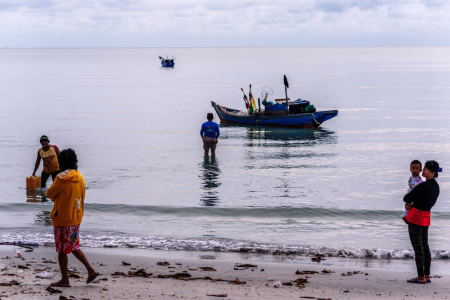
[{"left": 1, "top": 0, "right": 449, "bottom": 47}]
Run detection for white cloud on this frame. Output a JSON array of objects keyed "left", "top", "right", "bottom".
[{"left": 1, "top": 0, "right": 449, "bottom": 46}]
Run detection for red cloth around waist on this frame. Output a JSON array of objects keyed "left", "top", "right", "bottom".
[{"left": 406, "top": 207, "right": 430, "bottom": 226}]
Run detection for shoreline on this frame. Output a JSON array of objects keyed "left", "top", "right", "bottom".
[{"left": 1, "top": 245, "right": 449, "bottom": 299}]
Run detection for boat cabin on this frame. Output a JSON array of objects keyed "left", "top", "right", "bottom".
[{"left": 265, "top": 99, "right": 311, "bottom": 116}]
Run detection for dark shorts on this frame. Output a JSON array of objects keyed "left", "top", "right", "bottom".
[
  {"left": 54, "top": 225, "right": 81, "bottom": 254},
  {"left": 203, "top": 136, "right": 218, "bottom": 152}
]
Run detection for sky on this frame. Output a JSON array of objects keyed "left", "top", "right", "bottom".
[{"left": 1, "top": 0, "right": 449, "bottom": 47}]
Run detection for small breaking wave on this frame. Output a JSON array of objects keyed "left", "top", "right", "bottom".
[{"left": 1, "top": 231, "right": 449, "bottom": 260}]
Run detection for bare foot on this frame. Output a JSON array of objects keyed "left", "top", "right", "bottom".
[{"left": 50, "top": 280, "right": 71, "bottom": 287}]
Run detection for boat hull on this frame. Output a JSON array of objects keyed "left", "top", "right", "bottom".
[
  {"left": 161, "top": 62, "right": 175, "bottom": 67},
  {"left": 212, "top": 101, "right": 338, "bottom": 128}
]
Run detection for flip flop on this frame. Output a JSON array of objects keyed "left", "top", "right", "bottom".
[
  {"left": 50, "top": 281, "right": 71, "bottom": 288},
  {"left": 426, "top": 279, "right": 431, "bottom": 283},
  {"left": 407, "top": 278, "right": 426, "bottom": 284},
  {"left": 86, "top": 272, "right": 99, "bottom": 284}
]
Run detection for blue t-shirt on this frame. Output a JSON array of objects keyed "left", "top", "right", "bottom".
[{"left": 200, "top": 121, "right": 220, "bottom": 138}]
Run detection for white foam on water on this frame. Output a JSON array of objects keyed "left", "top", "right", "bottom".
[{"left": 2, "top": 231, "right": 450, "bottom": 260}]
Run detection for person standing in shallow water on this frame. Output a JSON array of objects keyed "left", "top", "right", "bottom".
[
  {"left": 46, "top": 149, "right": 98, "bottom": 287},
  {"left": 32, "top": 135, "right": 60, "bottom": 188},
  {"left": 403, "top": 160, "right": 441, "bottom": 284},
  {"left": 200, "top": 113, "right": 220, "bottom": 156}
]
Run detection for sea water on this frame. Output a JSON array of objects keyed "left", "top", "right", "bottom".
[{"left": 0, "top": 47, "right": 449, "bottom": 260}]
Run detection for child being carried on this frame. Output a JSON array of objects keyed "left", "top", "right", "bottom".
[{"left": 403, "top": 160, "right": 423, "bottom": 224}]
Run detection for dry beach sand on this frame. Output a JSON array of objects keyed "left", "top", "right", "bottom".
[{"left": 1, "top": 245, "right": 449, "bottom": 299}]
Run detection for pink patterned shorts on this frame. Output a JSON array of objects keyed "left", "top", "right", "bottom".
[{"left": 54, "top": 225, "right": 80, "bottom": 254}]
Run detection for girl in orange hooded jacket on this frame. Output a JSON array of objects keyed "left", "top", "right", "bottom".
[{"left": 46, "top": 148, "right": 98, "bottom": 287}]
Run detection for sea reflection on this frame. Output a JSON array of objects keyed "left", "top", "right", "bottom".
[
  {"left": 199, "top": 156, "right": 221, "bottom": 206},
  {"left": 229, "top": 126, "right": 339, "bottom": 201},
  {"left": 241, "top": 127, "right": 338, "bottom": 162},
  {"left": 26, "top": 189, "right": 48, "bottom": 203},
  {"left": 35, "top": 211, "right": 52, "bottom": 226},
  {"left": 26, "top": 190, "right": 52, "bottom": 226}
]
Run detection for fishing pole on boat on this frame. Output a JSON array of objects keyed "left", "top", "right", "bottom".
[
  {"left": 240, "top": 88, "right": 250, "bottom": 113},
  {"left": 284, "top": 75, "right": 289, "bottom": 114}
]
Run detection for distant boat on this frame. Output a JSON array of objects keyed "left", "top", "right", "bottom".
[
  {"left": 212, "top": 100, "right": 338, "bottom": 128},
  {"left": 159, "top": 56, "right": 175, "bottom": 67}
]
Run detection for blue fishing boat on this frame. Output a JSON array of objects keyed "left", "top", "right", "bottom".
[
  {"left": 212, "top": 101, "right": 338, "bottom": 128},
  {"left": 159, "top": 56, "right": 175, "bottom": 67},
  {"left": 212, "top": 77, "right": 338, "bottom": 128}
]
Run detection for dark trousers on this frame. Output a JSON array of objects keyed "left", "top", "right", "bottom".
[
  {"left": 41, "top": 170, "right": 59, "bottom": 188},
  {"left": 408, "top": 223, "right": 431, "bottom": 277}
]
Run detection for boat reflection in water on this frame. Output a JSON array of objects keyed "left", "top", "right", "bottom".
[
  {"left": 241, "top": 126, "right": 338, "bottom": 164},
  {"left": 243, "top": 126, "right": 337, "bottom": 143},
  {"left": 220, "top": 124, "right": 338, "bottom": 147},
  {"left": 199, "top": 156, "right": 221, "bottom": 206}
]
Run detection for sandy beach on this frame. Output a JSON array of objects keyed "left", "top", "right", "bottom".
[{"left": 1, "top": 245, "right": 449, "bottom": 300}]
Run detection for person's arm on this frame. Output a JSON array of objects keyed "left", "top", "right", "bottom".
[
  {"left": 200, "top": 124, "right": 205, "bottom": 139},
  {"left": 46, "top": 177, "right": 61, "bottom": 200},
  {"left": 403, "top": 183, "right": 425, "bottom": 205},
  {"left": 215, "top": 123, "right": 220, "bottom": 138},
  {"left": 32, "top": 151, "right": 41, "bottom": 176}
]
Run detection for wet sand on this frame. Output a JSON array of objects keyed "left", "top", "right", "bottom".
[{"left": 0, "top": 245, "right": 449, "bottom": 299}]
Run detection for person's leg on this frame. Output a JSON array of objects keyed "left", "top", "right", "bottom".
[
  {"left": 50, "top": 171, "right": 59, "bottom": 182},
  {"left": 408, "top": 223, "right": 426, "bottom": 281},
  {"left": 422, "top": 226, "right": 431, "bottom": 279},
  {"left": 203, "top": 143, "right": 210, "bottom": 156},
  {"left": 53, "top": 226, "right": 70, "bottom": 286},
  {"left": 211, "top": 144, "right": 216, "bottom": 156},
  {"left": 68, "top": 225, "right": 98, "bottom": 283},
  {"left": 72, "top": 249, "right": 97, "bottom": 277},
  {"left": 57, "top": 252, "right": 70, "bottom": 285},
  {"left": 41, "top": 171, "right": 50, "bottom": 188}
]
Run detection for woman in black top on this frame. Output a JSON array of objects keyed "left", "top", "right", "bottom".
[{"left": 403, "top": 160, "right": 440, "bottom": 284}]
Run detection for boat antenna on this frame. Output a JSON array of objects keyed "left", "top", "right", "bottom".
[{"left": 284, "top": 75, "right": 289, "bottom": 113}]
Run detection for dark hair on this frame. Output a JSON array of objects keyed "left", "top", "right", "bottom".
[
  {"left": 410, "top": 160, "right": 422, "bottom": 167},
  {"left": 40, "top": 135, "right": 50, "bottom": 143},
  {"left": 424, "top": 160, "right": 440, "bottom": 178},
  {"left": 59, "top": 148, "right": 78, "bottom": 171},
  {"left": 207, "top": 113, "right": 214, "bottom": 120}
]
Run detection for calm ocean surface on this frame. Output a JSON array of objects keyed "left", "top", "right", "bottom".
[{"left": 1, "top": 47, "right": 449, "bottom": 259}]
